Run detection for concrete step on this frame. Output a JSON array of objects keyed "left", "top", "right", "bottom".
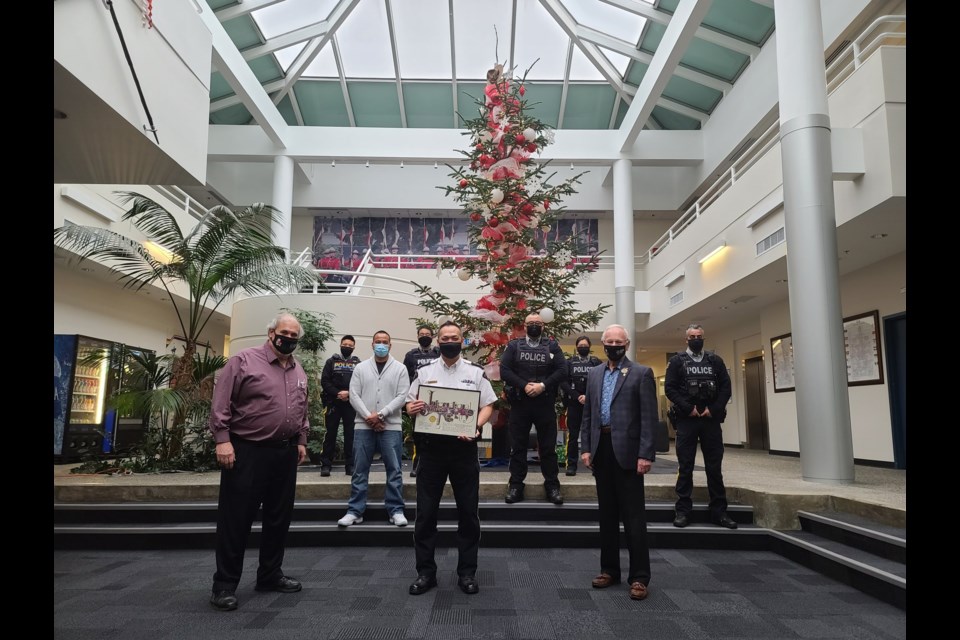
[{"left": 797, "top": 510, "right": 906, "bottom": 563}]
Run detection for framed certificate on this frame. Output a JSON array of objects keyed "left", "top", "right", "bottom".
[
  {"left": 843, "top": 310, "right": 884, "bottom": 386},
  {"left": 770, "top": 333, "right": 795, "bottom": 393},
  {"left": 414, "top": 385, "right": 481, "bottom": 438}
]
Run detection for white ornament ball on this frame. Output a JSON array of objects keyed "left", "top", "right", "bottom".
[
  {"left": 490, "top": 189, "right": 504, "bottom": 204},
  {"left": 539, "top": 307, "right": 555, "bottom": 323},
  {"left": 457, "top": 269, "right": 472, "bottom": 281},
  {"left": 523, "top": 127, "right": 536, "bottom": 141}
]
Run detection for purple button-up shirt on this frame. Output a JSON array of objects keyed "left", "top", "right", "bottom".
[{"left": 208, "top": 342, "right": 310, "bottom": 445}]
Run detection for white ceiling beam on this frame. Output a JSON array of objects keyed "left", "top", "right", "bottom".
[
  {"left": 509, "top": 0, "right": 518, "bottom": 73},
  {"left": 657, "top": 96, "right": 708, "bottom": 124},
  {"left": 214, "top": 0, "right": 284, "bottom": 21},
  {"left": 575, "top": 24, "right": 732, "bottom": 92},
  {"left": 241, "top": 20, "right": 331, "bottom": 60},
  {"left": 599, "top": 0, "right": 760, "bottom": 57},
  {"left": 616, "top": 0, "right": 713, "bottom": 152},
  {"left": 331, "top": 35, "right": 356, "bottom": 127},
  {"left": 211, "top": 79, "right": 285, "bottom": 112},
  {"left": 751, "top": 0, "right": 774, "bottom": 9},
  {"left": 557, "top": 39, "right": 575, "bottom": 129},
  {"left": 384, "top": 0, "right": 407, "bottom": 128},
  {"left": 449, "top": 0, "right": 458, "bottom": 127},
  {"left": 199, "top": 4, "right": 289, "bottom": 146},
  {"left": 287, "top": 88, "right": 305, "bottom": 126},
  {"left": 207, "top": 124, "right": 705, "bottom": 166},
  {"left": 539, "top": 0, "right": 633, "bottom": 103}
]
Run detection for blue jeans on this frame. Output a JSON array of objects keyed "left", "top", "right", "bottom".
[{"left": 346, "top": 428, "right": 405, "bottom": 517}]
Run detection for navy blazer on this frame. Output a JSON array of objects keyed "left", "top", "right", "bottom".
[{"left": 580, "top": 357, "right": 658, "bottom": 470}]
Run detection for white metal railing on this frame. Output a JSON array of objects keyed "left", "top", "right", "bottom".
[
  {"left": 826, "top": 15, "right": 905, "bottom": 93},
  {"left": 152, "top": 185, "right": 208, "bottom": 221},
  {"left": 645, "top": 14, "right": 905, "bottom": 262}
]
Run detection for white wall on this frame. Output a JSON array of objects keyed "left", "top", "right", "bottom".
[
  {"left": 761, "top": 251, "right": 905, "bottom": 462},
  {"left": 54, "top": 0, "right": 211, "bottom": 183}
]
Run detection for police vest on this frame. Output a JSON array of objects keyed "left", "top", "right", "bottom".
[
  {"left": 406, "top": 347, "right": 440, "bottom": 379},
  {"left": 675, "top": 352, "right": 719, "bottom": 403},
  {"left": 514, "top": 339, "right": 554, "bottom": 384},
  {"left": 568, "top": 356, "right": 601, "bottom": 394}
]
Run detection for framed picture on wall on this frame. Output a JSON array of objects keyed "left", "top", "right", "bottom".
[
  {"left": 843, "top": 310, "right": 884, "bottom": 386},
  {"left": 770, "top": 333, "right": 795, "bottom": 393}
]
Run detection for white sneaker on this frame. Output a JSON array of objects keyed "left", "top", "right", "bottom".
[
  {"left": 337, "top": 513, "right": 363, "bottom": 527},
  {"left": 389, "top": 512, "right": 408, "bottom": 527}
]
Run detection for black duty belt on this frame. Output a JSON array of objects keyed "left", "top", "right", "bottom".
[{"left": 599, "top": 426, "right": 612, "bottom": 433}]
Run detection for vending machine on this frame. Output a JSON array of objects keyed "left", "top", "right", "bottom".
[{"left": 54, "top": 335, "right": 153, "bottom": 461}]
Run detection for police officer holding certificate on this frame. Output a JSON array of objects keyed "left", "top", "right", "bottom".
[
  {"left": 499, "top": 312, "right": 568, "bottom": 505},
  {"left": 665, "top": 324, "right": 736, "bottom": 529},
  {"left": 405, "top": 321, "right": 497, "bottom": 597}
]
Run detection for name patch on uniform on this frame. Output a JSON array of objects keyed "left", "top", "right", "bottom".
[
  {"left": 426, "top": 380, "right": 438, "bottom": 384},
  {"left": 460, "top": 379, "right": 477, "bottom": 386},
  {"left": 685, "top": 366, "right": 714, "bottom": 374}
]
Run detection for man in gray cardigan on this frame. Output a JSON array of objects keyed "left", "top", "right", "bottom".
[{"left": 338, "top": 330, "right": 410, "bottom": 527}]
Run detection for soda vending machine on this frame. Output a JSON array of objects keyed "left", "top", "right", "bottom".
[{"left": 54, "top": 335, "right": 153, "bottom": 461}]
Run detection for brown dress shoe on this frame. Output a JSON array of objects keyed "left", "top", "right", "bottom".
[
  {"left": 591, "top": 573, "right": 620, "bottom": 589},
  {"left": 629, "top": 581, "right": 649, "bottom": 600}
]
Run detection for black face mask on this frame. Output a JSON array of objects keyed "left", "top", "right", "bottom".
[
  {"left": 438, "top": 342, "right": 462, "bottom": 359},
  {"left": 603, "top": 344, "right": 626, "bottom": 362},
  {"left": 576, "top": 346, "right": 591, "bottom": 357},
  {"left": 340, "top": 346, "right": 354, "bottom": 358},
  {"left": 687, "top": 338, "right": 704, "bottom": 353},
  {"left": 418, "top": 335, "right": 433, "bottom": 348},
  {"left": 272, "top": 334, "right": 299, "bottom": 355},
  {"left": 526, "top": 324, "right": 543, "bottom": 339}
]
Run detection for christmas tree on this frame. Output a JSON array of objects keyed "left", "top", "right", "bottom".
[{"left": 413, "top": 62, "right": 610, "bottom": 382}]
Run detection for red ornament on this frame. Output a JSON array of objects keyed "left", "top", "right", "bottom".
[
  {"left": 459, "top": 179, "right": 469, "bottom": 188},
  {"left": 543, "top": 199, "right": 550, "bottom": 209},
  {"left": 493, "top": 280, "right": 505, "bottom": 291},
  {"left": 526, "top": 143, "right": 537, "bottom": 153},
  {"left": 470, "top": 213, "right": 482, "bottom": 222},
  {"left": 519, "top": 85, "right": 526, "bottom": 96},
  {"left": 514, "top": 134, "right": 525, "bottom": 144},
  {"left": 521, "top": 203, "right": 534, "bottom": 214},
  {"left": 476, "top": 143, "right": 484, "bottom": 151},
  {"left": 488, "top": 216, "right": 500, "bottom": 226}
]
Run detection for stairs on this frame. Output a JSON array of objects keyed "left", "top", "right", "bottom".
[
  {"left": 53, "top": 501, "right": 905, "bottom": 610},
  {"left": 769, "top": 510, "right": 906, "bottom": 610}
]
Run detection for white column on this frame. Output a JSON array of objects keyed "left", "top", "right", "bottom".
[
  {"left": 612, "top": 158, "right": 635, "bottom": 341},
  {"left": 775, "top": 0, "right": 854, "bottom": 484},
  {"left": 271, "top": 155, "right": 294, "bottom": 257}
]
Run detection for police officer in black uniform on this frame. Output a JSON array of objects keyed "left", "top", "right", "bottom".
[
  {"left": 403, "top": 325, "right": 441, "bottom": 477},
  {"left": 499, "top": 312, "right": 568, "bottom": 504},
  {"left": 665, "top": 324, "right": 737, "bottom": 529},
  {"left": 562, "top": 335, "right": 602, "bottom": 476},
  {"left": 318, "top": 335, "right": 361, "bottom": 476}
]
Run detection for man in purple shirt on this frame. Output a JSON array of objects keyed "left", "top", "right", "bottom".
[{"left": 208, "top": 312, "right": 309, "bottom": 612}]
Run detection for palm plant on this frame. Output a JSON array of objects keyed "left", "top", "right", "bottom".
[{"left": 54, "top": 192, "right": 318, "bottom": 458}]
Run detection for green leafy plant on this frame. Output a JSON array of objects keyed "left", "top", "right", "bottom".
[
  {"left": 54, "top": 192, "right": 318, "bottom": 461},
  {"left": 283, "top": 308, "right": 335, "bottom": 461}
]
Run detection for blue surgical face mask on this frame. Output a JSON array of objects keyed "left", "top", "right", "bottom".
[{"left": 374, "top": 343, "right": 390, "bottom": 358}]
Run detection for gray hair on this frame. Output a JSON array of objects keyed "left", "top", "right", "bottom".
[
  {"left": 686, "top": 323, "right": 703, "bottom": 333},
  {"left": 601, "top": 324, "right": 630, "bottom": 343},
  {"left": 267, "top": 312, "right": 301, "bottom": 333}
]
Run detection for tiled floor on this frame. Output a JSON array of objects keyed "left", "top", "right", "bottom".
[{"left": 54, "top": 545, "right": 907, "bottom": 640}]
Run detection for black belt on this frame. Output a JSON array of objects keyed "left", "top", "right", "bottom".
[
  {"left": 599, "top": 426, "right": 612, "bottom": 434},
  {"left": 232, "top": 436, "right": 298, "bottom": 448}
]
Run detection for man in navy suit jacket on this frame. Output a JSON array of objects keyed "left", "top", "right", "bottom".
[{"left": 580, "top": 324, "right": 657, "bottom": 601}]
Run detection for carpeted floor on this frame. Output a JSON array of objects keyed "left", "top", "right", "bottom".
[{"left": 54, "top": 546, "right": 906, "bottom": 639}]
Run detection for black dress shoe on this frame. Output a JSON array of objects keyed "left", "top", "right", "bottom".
[
  {"left": 504, "top": 486, "right": 524, "bottom": 504},
  {"left": 565, "top": 463, "right": 577, "bottom": 476},
  {"left": 457, "top": 576, "right": 479, "bottom": 594},
  {"left": 546, "top": 488, "right": 564, "bottom": 505},
  {"left": 713, "top": 514, "right": 738, "bottom": 529},
  {"left": 255, "top": 576, "right": 302, "bottom": 593},
  {"left": 345, "top": 466, "right": 354, "bottom": 476},
  {"left": 409, "top": 469, "right": 418, "bottom": 478},
  {"left": 209, "top": 590, "right": 238, "bottom": 611},
  {"left": 409, "top": 575, "right": 438, "bottom": 595},
  {"left": 320, "top": 466, "right": 331, "bottom": 477},
  {"left": 673, "top": 513, "right": 690, "bottom": 528}
]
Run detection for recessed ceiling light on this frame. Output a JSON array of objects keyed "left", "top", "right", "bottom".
[
  {"left": 870, "top": 233, "right": 888, "bottom": 239},
  {"left": 719, "top": 306, "right": 729, "bottom": 310},
  {"left": 775, "top": 278, "right": 787, "bottom": 283}
]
